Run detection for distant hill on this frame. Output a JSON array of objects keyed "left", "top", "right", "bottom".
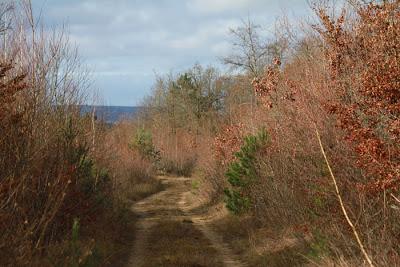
[{"left": 80, "top": 105, "right": 142, "bottom": 124}]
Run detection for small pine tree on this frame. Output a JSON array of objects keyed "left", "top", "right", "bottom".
[
  {"left": 130, "top": 127, "right": 160, "bottom": 161},
  {"left": 224, "top": 128, "right": 268, "bottom": 214}
]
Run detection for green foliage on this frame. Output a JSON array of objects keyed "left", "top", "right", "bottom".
[
  {"left": 67, "top": 218, "right": 102, "bottom": 267},
  {"left": 191, "top": 179, "right": 200, "bottom": 191},
  {"left": 130, "top": 127, "right": 160, "bottom": 161},
  {"left": 72, "top": 218, "right": 80, "bottom": 243},
  {"left": 224, "top": 128, "right": 268, "bottom": 214},
  {"left": 146, "top": 65, "right": 226, "bottom": 133},
  {"left": 223, "top": 189, "right": 251, "bottom": 214},
  {"left": 306, "top": 231, "right": 330, "bottom": 261},
  {"left": 172, "top": 69, "right": 224, "bottom": 122},
  {"left": 60, "top": 117, "right": 112, "bottom": 216},
  {"left": 71, "top": 218, "right": 80, "bottom": 266},
  {"left": 77, "top": 154, "right": 111, "bottom": 207}
]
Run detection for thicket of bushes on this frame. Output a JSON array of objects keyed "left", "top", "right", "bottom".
[
  {"left": 0, "top": 2, "right": 160, "bottom": 266},
  {"left": 141, "top": 1, "right": 399, "bottom": 265}
]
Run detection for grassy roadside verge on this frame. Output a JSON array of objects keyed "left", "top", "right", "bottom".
[
  {"left": 34, "top": 177, "right": 163, "bottom": 267},
  {"left": 211, "top": 215, "right": 313, "bottom": 267}
]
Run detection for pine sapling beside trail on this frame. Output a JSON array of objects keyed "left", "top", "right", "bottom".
[{"left": 224, "top": 128, "right": 269, "bottom": 214}]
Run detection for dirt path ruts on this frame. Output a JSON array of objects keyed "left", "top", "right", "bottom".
[{"left": 126, "top": 176, "right": 245, "bottom": 267}]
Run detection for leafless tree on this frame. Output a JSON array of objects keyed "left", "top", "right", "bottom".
[
  {"left": 222, "top": 18, "right": 269, "bottom": 78},
  {"left": 222, "top": 18, "right": 271, "bottom": 130}
]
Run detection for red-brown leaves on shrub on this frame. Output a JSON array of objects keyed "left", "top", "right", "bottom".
[
  {"left": 0, "top": 61, "right": 26, "bottom": 122},
  {"left": 214, "top": 123, "right": 245, "bottom": 167},
  {"left": 252, "top": 58, "right": 297, "bottom": 109},
  {"left": 316, "top": 1, "right": 400, "bottom": 192}
]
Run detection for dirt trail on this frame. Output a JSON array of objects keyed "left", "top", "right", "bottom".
[{"left": 126, "top": 176, "right": 245, "bottom": 267}]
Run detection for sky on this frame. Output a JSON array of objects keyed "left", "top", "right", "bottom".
[{"left": 32, "top": 0, "right": 312, "bottom": 106}]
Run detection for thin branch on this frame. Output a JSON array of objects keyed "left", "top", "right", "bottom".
[
  {"left": 315, "top": 126, "right": 374, "bottom": 267},
  {"left": 391, "top": 193, "right": 400, "bottom": 204}
]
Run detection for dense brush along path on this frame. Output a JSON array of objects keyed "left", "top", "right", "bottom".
[{"left": 126, "top": 176, "right": 246, "bottom": 267}]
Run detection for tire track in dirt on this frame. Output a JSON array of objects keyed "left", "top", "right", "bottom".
[
  {"left": 194, "top": 223, "right": 245, "bottom": 267},
  {"left": 126, "top": 176, "right": 246, "bottom": 267}
]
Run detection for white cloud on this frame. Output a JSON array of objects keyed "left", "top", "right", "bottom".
[
  {"left": 33, "top": 0, "right": 311, "bottom": 105},
  {"left": 168, "top": 19, "right": 240, "bottom": 50},
  {"left": 187, "top": 0, "right": 261, "bottom": 14}
]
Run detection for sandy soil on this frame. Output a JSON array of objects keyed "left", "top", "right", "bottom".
[{"left": 126, "top": 176, "right": 246, "bottom": 267}]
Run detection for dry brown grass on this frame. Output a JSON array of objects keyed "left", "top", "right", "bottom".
[
  {"left": 99, "top": 120, "right": 163, "bottom": 200},
  {"left": 125, "top": 181, "right": 164, "bottom": 201},
  {"left": 211, "top": 215, "right": 312, "bottom": 267},
  {"left": 40, "top": 204, "right": 138, "bottom": 267}
]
